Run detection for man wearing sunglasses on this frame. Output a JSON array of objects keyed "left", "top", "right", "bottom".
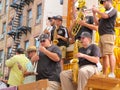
[
  {"left": 92, "top": 0, "right": 117, "bottom": 78},
  {"left": 60, "top": 32, "right": 101, "bottom": 90},
  {"left": 32, "top": 34, "right": 62, "bottom": 90}
]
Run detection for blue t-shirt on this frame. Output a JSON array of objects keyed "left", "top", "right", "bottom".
[{"left": 24, "top": 61, "right": 36, "bottom": 84}]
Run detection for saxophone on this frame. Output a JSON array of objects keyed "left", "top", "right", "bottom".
[
  {"left": 53, "top": 26, "right": 59, "bottom": 45},
  {"left": 71, "top": 39, "right": 79, "bottom": 84},
  {"left": 71, "top": 0, "right": 86, "bottom": 36}
]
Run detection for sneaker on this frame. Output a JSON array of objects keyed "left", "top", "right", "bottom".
[
  {"left": 108, "top": 73, "right": 115, "bottom": 78},
  {"left": 97, "top": 61, "right": 102, "bottom": 72}
]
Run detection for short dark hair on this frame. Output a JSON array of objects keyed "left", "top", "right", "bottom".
[
  {"left": 80, "top": 32, "right": 92, "bottom": 39},
  {"left": 16, "top": 48, "right": 25, "bottom": 54},
  {"left": 48, "top": 16, "right": 56, "bottom": 20},
  {"left": 100, "top": 0, "right": 112, "bottom": 4}
]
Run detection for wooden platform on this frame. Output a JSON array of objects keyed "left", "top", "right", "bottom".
[
  {"left": 86, "top": 75, "right": 120, "bottom": 90},
  {"left": 13, "top": 75, "right": 120, "bottom": 90},
  {"left": 18, "top": 79, "right": 49, "bottom": 90}
]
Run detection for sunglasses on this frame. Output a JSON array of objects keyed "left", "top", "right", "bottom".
[
  {"left": 27, "top": 51, "right": 32, "bottom": 54},
  {"left": 81, "top": 37, "right": 85, "bottom": 40},
  {"left": 40, "top": 40, "right": 46, "bottom": 43},
  {"left": 49, "top": 19, "right": 53, "bottom": 22}
]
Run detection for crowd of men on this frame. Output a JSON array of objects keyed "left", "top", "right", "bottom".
[{"left": 0, "top": 0, "right": 117, "bottom": 90}]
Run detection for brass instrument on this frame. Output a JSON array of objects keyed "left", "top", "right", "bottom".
[
  {"left": 71, "top": 0, "right": 86, "bottom": 36},
  {"left": 71, "top": 39, "right": 79, "bottom": 84},
  {"left": 44, "top": 26, "right": 51, "bottom": 35},
  {"left": 70, "top": 0, "right": 86, "bottom": 84},
  {"left": 53, "top": 26, "right": 59, "bottom": 45}
]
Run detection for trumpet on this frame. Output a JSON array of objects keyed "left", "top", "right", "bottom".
[{"left": 44, "top": 26, "right": 51, "bottom": 35}]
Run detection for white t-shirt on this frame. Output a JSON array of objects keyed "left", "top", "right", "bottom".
[{"left": 0, "top": 81, "right": 7, "bottom": 89}]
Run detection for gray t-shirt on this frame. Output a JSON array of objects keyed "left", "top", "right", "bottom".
[
  {"left": 36, "top": 45, "right": 62, "bottom": 82},
  {"left": 79, "top": 44, "right": 101, "bottom": 67},
  {"left": 98, "top": 7, "right": 117, "bottom": 36}
]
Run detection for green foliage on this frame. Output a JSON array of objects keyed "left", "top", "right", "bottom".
[{"left": 0, "top": 71, "right": 3, "bottom": 77}]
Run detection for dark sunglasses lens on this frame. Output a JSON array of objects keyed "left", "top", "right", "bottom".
[
  {"left": 81, "top": 37, "right": 85, "bottom": 39},
  {"left": 50, "top": 19, "right": 52, "bottom": 22},
  {"left": 40, "top": 40, "right": 45, "bottom": 43}
]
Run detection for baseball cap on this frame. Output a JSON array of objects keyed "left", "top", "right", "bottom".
[
  {"left": 39, "top": 34, "right": 50, "bottom": 41},
  {"left": 55, "top": 15, "right": 62, "bottom": 21},
  {"left": 100, "top": 0, "right": 112, "bottom": 4},
  {"left": 48, "top": 16, "right": 56, "bottom": 20},
  {"left": 80, "top": 32, "right": 92, "bottom": 39},
  {"left": 27, "top": 46, "right": 37, "bottom": 52}
]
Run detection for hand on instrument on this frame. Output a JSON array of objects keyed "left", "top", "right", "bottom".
[
  {"left": 92, "top": 7, "right": 99, "bottom": 14},
  {"left": 75, "top": 53, "right": 84, "bottom": 58},
  {"left": 31, "top": 53, "right": 39, "bottom": 62},
  {"left": 56, "top": 35, "right": 60, "bottom": 39},
  {"left": 44, "top": 29, "right": 50, "bottom": 34},
  {"left": 39, "top": 46, "right": 47, "bottom": 53},
  {"left": 78, "top": 20, "right": 86, "bottom": 26}
]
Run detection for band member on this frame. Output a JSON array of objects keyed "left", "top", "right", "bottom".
[
  {"left": 92, "top": 0, "right": 117, "bottom": 77},
  {"left": 32, "top": 34, "right": 62, "bottom": 90},
  {"left": 50, "top": 15, "right": 69, "bottom": 69},
  {"left": 75, "top": 16, "right": 95, "bottom": 39},
  {"left": 60, "top": 32, "right": 101, "bottom": 90},
  {"left": 44, "top": 16, "right": 56, "bottom": 36}
]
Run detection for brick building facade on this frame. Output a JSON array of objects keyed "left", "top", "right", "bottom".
[
  {"left": 0, "top": 0, "right": 98, "bottom": 75},
  {"left": 0, "top": 0, "right": 68, "bottom": 74}
]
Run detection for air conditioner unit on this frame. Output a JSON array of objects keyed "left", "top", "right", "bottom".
[
  {"left": 0, "top": 34, "right": 4, "bottom": 40},
  {"left": 36, "top": 17, "right": 41, "bottom": 24}
]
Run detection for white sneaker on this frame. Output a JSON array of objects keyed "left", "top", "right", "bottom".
[
  {"left": 108, "top": 73, "right": 115, "bottom": 78},
  {"left": 97, "top": 61, "right": 102, "bottom": 72}
]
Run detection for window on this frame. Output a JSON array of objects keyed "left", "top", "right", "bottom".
[
  {"left": 7, "top": 47, "right": 12, "bottom": 59},
  {"left": 36, "top": 4, "right": 42, "bottom": 23},
  {"left": 0, "top": 50, "right": 4, "bottom": 63},
  {"left": 35, "top": 37, "right": 40, "bottom": 48},
  {"left": 5, "top": 0, "right": 9, "bottom": 13},
  {"left": 2, "top": 22, "right": 6, "bottom": 34},
  {"left": 60, "top": 0, "right": 63, "bottom": 5},
  {"left": 0, "top": 1, "right": 2, "bottom": 13},
  {"left": 25, "top": 40, "right": 29, "bottom": 50},
  {"left": 19, "top": 15, "right": 23, "bottom": 26},
  {"left": 13, "top": 0, "right": 18, "bottom": 3},
  {"left": 0, "top": 22, "right": 6, "bottom": 40},
  {"left": 27, "top": 9, "right": 32, "bottom": 27},
  {"left": 17, "top": 43, "right": 20, "bottom": 48},
  {"left": 8, "top": 18, "right": 13, "bottom": 26}
]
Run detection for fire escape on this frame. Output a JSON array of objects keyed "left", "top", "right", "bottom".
[{"left": 7, "top": 0, "right": 33, "bottom": 56}]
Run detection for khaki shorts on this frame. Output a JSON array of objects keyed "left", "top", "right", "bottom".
[
  {"left": 47, "top": 81, "right": 61, "bottom": 90},
  {"left": 59, "top": 46, "right": 66, "bottom": 59},
  {"left": 99, "top": 34, "right": 115, "bottom": 56}
]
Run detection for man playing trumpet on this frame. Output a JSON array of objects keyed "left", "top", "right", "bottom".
[{"left": 92, "top": 0, "right": 117, "bottom": 78}]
